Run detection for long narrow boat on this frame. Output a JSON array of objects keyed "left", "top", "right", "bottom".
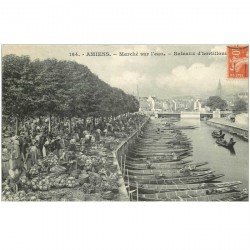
[
  {"left": 136, "top": 142, "right": 191, "bottom": 147},
  {"left": 132, "top": 145, "right": 192, "bottom": 150},
  {"left": 128, "top": 181, "right": 242, "bottom": 194},
  {"left": 132, "top": 186, "right": 240, "bottom": 201},
  {"left": 126, "top": 159, "right": 192, "bottom": 166},
  {"left": 137, "top": 136, "right": 188, "bottom": 141},
  {"left": 128, "top": 150, "right": 192, "bottom": 157},
  {"left": 125, "top": 173, "right": 224, "bottom": 185},
  {"left": 212, "top": 131, "right": 225, "bottom": 139},
  {"left": 126, "top": 154, "right": 192, "bottom": 163},
  {"left": 125, "top": 161, "right": 207, "bottom": 170},
  {"left": 126, "top": 167, "right": 210, "bottom": 175},
  {"left": 216, "top": 139, "right": 236, "bottom": 149},
  {"left": 127, "top": 170, "right": 213, "bottom": 180},
  {"left": 125, "top": 162, "right": 190, "bottom": 170},
  {"left": 137, "top": 135, "right": 189, "bottom": 140},
  {"left": 133, "top": 190, "right": 247, "bottom": 201},
  {"left": 171, "top": 125, "right": 198, "bottom": 130},
  {"left": 131, "top": 147, "right": 192, "bottom": 153},
  {"left": 136, "top": 139, "right": 191, "bottom": 144},
  {"left": 132, "top": 143, "right": 192, "bottom": 148}
]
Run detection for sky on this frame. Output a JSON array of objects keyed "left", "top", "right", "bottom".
[{"left": 2, "top": 45, "right": 248, "bottom": 98}]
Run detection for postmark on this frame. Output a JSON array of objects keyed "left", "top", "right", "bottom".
[{"left": 227, "top": 45, "right": 248, "bottom": 78}]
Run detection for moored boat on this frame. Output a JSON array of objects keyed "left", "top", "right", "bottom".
[
  {"left": 127, "top": 170, "right": 213, "bottom": 180},
  {"left": 128, "top": 181, "right": 242, "bottom": 194},
  {"left": 126, "top": 166, "right": 210, "bottom": 176},
  {"left": 126, "top": 153, "right": 192, "bottom": 163},
  {"left": 125, "top": 161, "right": 207, "bottom": 170},
  {"left": 212, "top": 131, "right": 225, "bottom": 139},
  {"left": 216, "top": 138, "right": 236, "bottom": 149},
  {"left": 133, "top": 190, "right": 248, "bottom": 201},
  {"left": 125, "top": 173, "right": 224, "bottom": 185}
]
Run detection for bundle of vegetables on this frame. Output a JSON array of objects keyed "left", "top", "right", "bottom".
[
  {"left": 66, "top": 176, "right": 79, "bottom": 188},
  {"left": 84, "top": 157, "right": 93, "bottom": 171},
  {"left": 70, "top": 169, "right": 81, "bottom": 179},
  {"left": 100, "top": 180, "right": 111, "bottom": 192},
  {"left": 100, "top": 178, "right": 119, "bottom": 193},
  {"left": 28, "top": 195, "right": 40, "bottom": 201},
  {"left": 99, "top": 168, "right": 108, "bottom": 178},
  {"left": 101, "top": 191, "right": 114, "bottom": 200},
  {"left": 43, "top": 153, "right": 59, "bottom": 168},
  {"left": 77, "top": 154, "right": 87, "bottom": 168},
  {"left": 37, "top": 176, "right": 52, "bottom": 191},
  {"left": 78, "top": 172, "right": 89, "bottom": 185},
  {"left": 15, "top": 190, "right": 29, "bottom": 201},
  {"left": 2, "top": 190, "right": 40, "bottom": 201},
  {"left": 108, "top": 179, "right": 119, "bottom": 193},
  {"left": 87, "top": 148, "right": 100, "bottom": 156},
  {"left": 19, "top": 175, "right": 31, "bottom": 189},
  {"left": 89, "top": 172, "right": 102, "bottom": 186},
  {"left": 98, "top": 156, "right": 107, "bottom": 165},
  {"left": 29, "top": 164, "right": 40, "bottom": 176},
  {"left": 50, "top": 165, "right": 67, "bottom": 174},
  {"left": 82, "top": 183, "right": 91, "bottom": 193},
  {"left": 2, "top": 181, "right": 12, "bottom": 194},
  {"left": 96, "top": 144, "right": 107, "bottom": 153},
  {"left": 30, "top": 176, "right": 42, "bottom": 190},
  {"left": 89, "top": 157, "right": 101, "bottom": 172},
  {"left": 53, "top": 174, "right": 69, "bottom": 188},
  {"left": 2, "top": 191, "right": 13, "bottom": 201}
]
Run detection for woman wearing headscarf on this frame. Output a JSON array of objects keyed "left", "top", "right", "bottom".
[
  {"left": 42, "top": 138, "right": 50, "bottom": 158},
  {"left": 30, "top": 142, "right": 39, "bottom": 166},
  {"left": 2, "top": 145, "right": 10, "bottom": 180}
]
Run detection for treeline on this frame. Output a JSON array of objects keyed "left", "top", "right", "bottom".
[{"left": 2, "top": 55, "right": 139, "bottom": 130}]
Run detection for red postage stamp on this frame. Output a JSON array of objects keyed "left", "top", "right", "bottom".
[{"left": 227, "top": 45, "right": 248, "bottom": 78}]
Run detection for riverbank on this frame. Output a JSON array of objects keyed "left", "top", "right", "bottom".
[
  {"left": 206, "top": 118, "right": 248, "bottom": 139},
  {"left": 114, "top": 117, "right": 150, "bottom": 201}
]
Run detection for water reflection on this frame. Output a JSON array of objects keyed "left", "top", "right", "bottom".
[{"left": 172, "top": 118, "right": 248, "bottom": 189}]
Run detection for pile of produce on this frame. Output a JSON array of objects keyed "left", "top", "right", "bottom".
[
  {"left": 53, "top": 174, "right": 69, "bottom": 188},
  {"left": 43, "top": 153, "right": 59, "bottom": 168},
  {"left": 66, "top": 176, "right": 79, "bottom": 188},
  {"left": 28, "top": 165, "right": 40, "bottom": 176},
  {"left": 2, "top": 190, "right": 40, "bottom": 201}
]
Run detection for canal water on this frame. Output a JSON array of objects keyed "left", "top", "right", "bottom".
[{"left": 175, "top": 119, "right": 249, "bottom": 190}]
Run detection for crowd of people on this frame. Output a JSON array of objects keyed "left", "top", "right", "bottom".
[{"left": 2, "top": 113, "right": 146, "bottom": 199}]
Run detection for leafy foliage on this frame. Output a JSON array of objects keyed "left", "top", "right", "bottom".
[
  {"left": 205, "top": 96, "right": 227, "bottom": 111},
  {"left": 233, "top": 98, "right": 247, "bottom": 112},
  {"left": 2, "top": 55, "right": 139, "bottom": 119}
]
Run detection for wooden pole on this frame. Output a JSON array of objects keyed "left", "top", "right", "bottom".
[
  {"left": 120, "top": 155, "right": 123, "bottom": 170},
  {"left": 69, "top": 117, "right": 72, "bottom": 133},
  {"left": 126, "top": 169, "right": 130, "bottom": 200},
  {"left": 136, "top": 182, "right": 139, "bottom": 202},
  {"left": 15, "top": 117, "right": 19, "bottom": 135},
  {"left": 123, "top": 154, "right": 126, "bottom": 176},
  {"left": 48, "top": 114, "right": 51, "bottom": 132}
]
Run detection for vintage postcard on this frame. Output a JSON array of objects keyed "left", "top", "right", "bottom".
[{"left": 1, "top": 44, "right": 249, "bottom": 201}]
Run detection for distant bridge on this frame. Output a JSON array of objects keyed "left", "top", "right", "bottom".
[{"left": 155, "top": 111, "right": 232, "bottom": 119}]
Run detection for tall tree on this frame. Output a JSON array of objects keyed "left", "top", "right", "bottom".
[
  {"left": 206, "top": 96, "right": 227, "bottom": 111},
  {"left": 2, "top": 55, "right": 140, "bottom": 132},
  {"left": 233, "top": 98, "right": 247, "bottom": 112}
]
